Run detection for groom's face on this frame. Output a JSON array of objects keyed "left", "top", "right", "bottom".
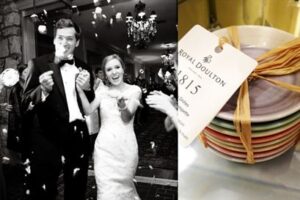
[{"left": 53, "top": 27, "right": 79, "bottom": 59}]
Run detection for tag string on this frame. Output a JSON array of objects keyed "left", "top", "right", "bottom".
[{"left": 225, "top": 26, "right": 300, "bottom": 164}]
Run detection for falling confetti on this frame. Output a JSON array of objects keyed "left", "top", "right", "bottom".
[
  {"left": 25, "top": 166, "right": 31, "bottom": 174},
  {"left": 43, "top": 9, "right": 47, "bottom": 16},
  {"left": 73, "top": 168, "right": 80, "bottom": 176},
  {"left": 61, "top": 155, "right": 65, "bottom": 164},
  {"left": 42, "top": 184, "right": 46, "bottom": 191},
  {"left": 115, "top": 12, "right": 122, "bottom": 20},
  {"left": 155, "top": 194, "right": 160, "bottom": 198},
  {"left": 107, "top": 0, "right": 111, "bottom": 3},
  {"left": 126, "top": 44, "right": 131, "bottom": 49},
  {"left": 88, "top": 165, "right": 93, "bottom": 169},
  {"left": 92, "top": 185, "right": 96, "bottom": 189},
  {"left": 93, "top": 0, "right": 100, "bottom": 6},
  {"left": 133, "top": 178, "right": 137, "bottom": 183},
  {"left": 80, "top": 154, "right": 84, "bottom": 159},
  {"left": 110, "top": 18, "right": 113, "bottom": 25},
  {"left": 2, "top": 128, "right": 7, "bottom": 134},
  {"left": 26, "top": 189, "right": 30, "bottom": 195},
  {"left": 149, "top": 165, "right": 154, "bottom": 170},
  {"left": 38, "top": 25, "right": 47, "bottom": 34},
  {"left": 95, "top": 7, "right": 102, "bottom": 14},
  {"left": 2, "top": 157, "right": 10, "bottom": 161},
  {"left": 80, "top": 131, "right": 84, "bottom": 138},
  {"left": 23, "top": 158, "right": 30, "bottom": 165},
  {"left": 95, "top": 33, "right": 98, "bottom": 38},
  {"left": 150, "top": 141, "right": 155, "bottom": 149},
  {"left": 74, "top": 126, "right": 77, "bottom": 132},
  {"left": 102, "top": 14, "right": 107, "bottom": 19}
]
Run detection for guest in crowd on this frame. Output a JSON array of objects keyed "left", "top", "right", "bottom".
[{"left": 0, "top": 74, "right": 7, "bottom": 200}]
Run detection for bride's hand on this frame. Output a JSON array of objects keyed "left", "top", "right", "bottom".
[{"left": 117, "top": 96, "right": 127, "bottom": 110}]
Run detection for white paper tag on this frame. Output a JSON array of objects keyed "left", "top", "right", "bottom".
[{"left": 178, "top": 25, "right": 258, "bottom": 147}]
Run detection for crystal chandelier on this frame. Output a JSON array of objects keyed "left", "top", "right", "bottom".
[{"left": 126, "top": 0, "right": 157, "bottom": 48}]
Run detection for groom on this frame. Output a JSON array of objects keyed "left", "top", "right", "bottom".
[{"left": 22, "top": 18, "right": 94, "bottom": 200}]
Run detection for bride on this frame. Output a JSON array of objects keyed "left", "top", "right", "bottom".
[{"left": 76, "top": 54, "right": 141, "bottom": 200}]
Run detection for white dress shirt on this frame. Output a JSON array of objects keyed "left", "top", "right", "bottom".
[{"left": 60, "top": 62, "right": 84, "bottom": 122}]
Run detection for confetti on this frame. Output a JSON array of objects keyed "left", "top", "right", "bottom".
[
  {"left": 2, "top": 157, "right": 10, "bottom": 161},
  {"left": 149, "top": 165, "right": 154, "bottom": 170},
  {"left": 42, "top": 184, "right": 46, "bottom": 190},
  {"left": 93, "top": 0, "right": 100, "bottom": 6},
  {"left": 38, "top": 25, "right": 47, "bottom": 34},
  {"left": 23, "top": 158, "right": 30, "bottom": 165},
  {"left": 74, "top": 126, "right": 77, "bottom": 132},
  {"left": 25, "top": 166, "right": 31, "bottom": 174},
  {"left": 95, "top": 7, "right": 102, "bottom": 14},
  {"left": 73, "top": 168, "right": 80, "bottom": 176},
  {"left": 26, "top": 189, "right": 30, "bottom": 195},
  {"left": 92, "top": 185, "right": 96, "bottom": 189},
  {"left": 150, "top": 141, "right": 155, "bottom": 149},
  {"left": 2, "top": 128, "right": 7, "bottom": 134},
  {"left": 43, "top": 9, "right": 47, "bottom": 16},
  {"left": 61, "top": 155, "right": 65, "bottom": 164},
  {"left": 80, "top": 154, "right": 84, "bottom": 159},
  {"left": 133, "top": 178, "right": 137, "bottom": 183}
]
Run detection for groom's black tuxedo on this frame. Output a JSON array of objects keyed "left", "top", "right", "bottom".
[{"left": 22, "top": 53, "right": 94, "bottom": 200}]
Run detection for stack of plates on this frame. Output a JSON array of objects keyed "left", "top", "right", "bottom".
[{"left": 201, "top": 26, "right": 300, "bottom": 163}]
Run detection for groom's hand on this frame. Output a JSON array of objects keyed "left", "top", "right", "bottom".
[
  {"left": 76, "top": 69, "right": 90, "bottom": 91},
  {"left": 39, "top": 70, "right": 54, "bottom": 93}
]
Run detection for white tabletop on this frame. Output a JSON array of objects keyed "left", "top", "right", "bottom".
[{"left": 179, "top": 138, "right": 300, "bottom": 200}]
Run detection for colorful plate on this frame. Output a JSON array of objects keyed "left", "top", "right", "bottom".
[
  {"left": 204, "top": 131, "right": 298, "bottom": 153},
  {"left": 206, "top": 138, "right": 296, "bottom": 159},
  {"left": 211, "top": 111, "right": 300, "bottom": 132},
  {"left": 213, "top": 26, "right": 300, "bottom": 122},
  {"left": 206, "top": 141, "right": 295, "bottom": 163},
  {"left": 208, "top": 117, "right": 300, "bottom": 137},
  {"left": 203, "top": 123, "right": 300, "bottom": 144}
]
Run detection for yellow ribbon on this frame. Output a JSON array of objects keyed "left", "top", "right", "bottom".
[{"left": 227, "top": 26, "right": 300, "bottom": 163}]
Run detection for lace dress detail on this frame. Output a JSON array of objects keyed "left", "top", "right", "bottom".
[{"left": 94, "top": 85, "right": 141, "bottom": 200}]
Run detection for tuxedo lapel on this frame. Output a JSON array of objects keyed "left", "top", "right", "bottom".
[{"left": 48, "top": 55, "right": 67, "bottom": 102}]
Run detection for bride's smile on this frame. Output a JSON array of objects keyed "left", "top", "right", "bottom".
[{"left": 105, "top": 59, "right": 124, "bottom": 86}]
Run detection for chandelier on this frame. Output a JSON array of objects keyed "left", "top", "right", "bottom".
[{"left": 126, "top": 0, "right": 157, "bottom": 48}]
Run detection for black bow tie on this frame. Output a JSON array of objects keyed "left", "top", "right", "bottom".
[{"left": 58, "top": 59, "right": 74, "bottom": 67}]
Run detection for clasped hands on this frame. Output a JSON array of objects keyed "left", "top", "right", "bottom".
[{"left": 39, "top": 68, "right": 90, "bottom": 93}]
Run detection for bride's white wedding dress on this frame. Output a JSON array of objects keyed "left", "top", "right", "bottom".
[{"left": 93, "top": 85, "right": 141, "bottom": 200}]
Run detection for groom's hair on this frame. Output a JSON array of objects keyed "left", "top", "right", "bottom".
[
  {"left": 54, "top": 18, "right": 81, "bottom": 40},
  {"left": 101, "top": 54, "right": 126, "bottom": 78}
]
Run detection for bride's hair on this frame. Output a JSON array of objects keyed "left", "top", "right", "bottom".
[{"left": 101, "top": 54, "right": 126, "bottom": 81}]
